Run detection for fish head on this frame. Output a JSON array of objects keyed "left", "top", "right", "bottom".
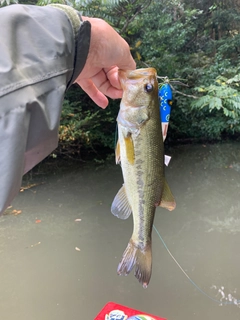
[
  {"left": 118, "top": 68, "right": 159, "bottom": 130},
  {"left": 119, "top": 68, "right": 158, "bottom": 107}
]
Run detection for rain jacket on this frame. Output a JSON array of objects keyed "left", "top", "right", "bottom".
[{"left": 0, "top": 4, "right": 91, "bottom": 215}]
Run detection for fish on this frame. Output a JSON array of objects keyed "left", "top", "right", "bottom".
[{"left": 111, "top": 68, "right": 176, "bottom": 288}]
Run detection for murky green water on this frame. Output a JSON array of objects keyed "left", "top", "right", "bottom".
[{"left": 1, "top": 142, "right": 240, "bottom": 320}]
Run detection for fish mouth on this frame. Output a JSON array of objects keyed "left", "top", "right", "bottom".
[
  {"left": 119, "top": 68, "right": 157, "bottom": 79},
  {"left": 118, "top": 68, "right": 157, "bottom": 88}
]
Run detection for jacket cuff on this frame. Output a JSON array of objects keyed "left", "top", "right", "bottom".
[
  {"left": 48, "top": 4, "right": 91, "bottom": 88},
  {"left": 70, "top": 16, "right": 91, "bottom": 87}
]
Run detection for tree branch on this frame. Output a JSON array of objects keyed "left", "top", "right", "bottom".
[
  {"left": 120, "top": 0, "right": 152, "bottom": 35},
  {"left": 171, "top": 85, "right": 198, "bottom": 99}
]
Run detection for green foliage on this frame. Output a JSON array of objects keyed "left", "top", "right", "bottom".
[
  {"left": 75, "top": 0, "right": 152, "bottom": 36},
  {"left": 56, "top": 86, "right": 119, "bottom": 159},
  {"left": 5, "top": 0, "right": 240, "bottom": 152},
  {"left": 191, "top": 74, "right": 240, "bottom": 134},
  {"left": 0, "top": 0, "right": 17, "bottom": 6},
  {"left": 133, "top": 0, "right": 240, "bottom": 141}
]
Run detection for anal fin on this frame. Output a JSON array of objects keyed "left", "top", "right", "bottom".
[{"left": 158, "top": 179, "right": 176, "bottom": 211}]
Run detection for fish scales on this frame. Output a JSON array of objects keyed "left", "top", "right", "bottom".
[
  {"left": 120, "top": 106, "right": 163, "bottom": 245},
  {"left": 111, "top": 68, "right": 176, "bottom": 288}
]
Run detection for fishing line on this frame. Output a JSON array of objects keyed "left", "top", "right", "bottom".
[
  {"left": 114, "top": 124, "right": 118, "bottom": 150},
  {"left": 153, "top": 224, "right": 240, "bottom": 306},
  {"left": 113, "top": 75, "right": 239, "bottom": 306}
]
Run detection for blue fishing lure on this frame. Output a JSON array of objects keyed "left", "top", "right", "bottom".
[{"left": 159, "top": 83, "right": 172, "bottom": 123}]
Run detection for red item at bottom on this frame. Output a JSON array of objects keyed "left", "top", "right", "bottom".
[{"left": 95, "top": 301, "right": 167, "bottom": 320}]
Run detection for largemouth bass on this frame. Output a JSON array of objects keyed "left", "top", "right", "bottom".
[{"left": 111, "top": 68, "right": 176, "bottom": 288}]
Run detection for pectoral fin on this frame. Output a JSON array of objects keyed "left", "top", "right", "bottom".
[
  {"left": 124, "top": 134, "right": 135, "bottom": 165},
  {"left": 158, "top": 179, "right": 176, "bottom": 211},
  {"left": 111, "top": 185, "right": 132, "bottom": 219}
]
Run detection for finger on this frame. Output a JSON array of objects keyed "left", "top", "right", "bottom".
[
  {"left": 91, "top": 69, "right": 123, "bottom": 99},
  {"left": 104, "top": 66, "right": 121, "bottom": 90},
  {"left": 78, "top": 79, "right": 109, "bottom": 109}
]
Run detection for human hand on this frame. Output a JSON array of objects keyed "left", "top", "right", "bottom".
[{"left": 74, "top": 18, "right": 136, "bottom": 108}]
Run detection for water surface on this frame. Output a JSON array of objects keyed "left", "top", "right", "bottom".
[{"left": 1, "top": 142, "right": 240, "bottom": 320}]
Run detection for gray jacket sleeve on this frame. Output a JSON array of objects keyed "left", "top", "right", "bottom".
[{"left": 0, "top": 4, "right": 91, "bottom": 215}]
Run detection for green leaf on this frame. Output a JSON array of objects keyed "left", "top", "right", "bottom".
[
  {"left": 227, "top": 74, "right": 240, "bottom": 84},
  {"left": 209, "top": 97, "right": 222, "bottom": 111},
  {"left": 191, "top": 95, "right": 211, "bottom": 109}
]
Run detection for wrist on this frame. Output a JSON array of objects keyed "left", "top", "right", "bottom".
[{"left": 81, "top": 17, "right": 106, "bottom": 68}]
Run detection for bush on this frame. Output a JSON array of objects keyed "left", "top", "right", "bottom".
[{"left": 55, "top": 86, "right": 119, "bottom": 159}]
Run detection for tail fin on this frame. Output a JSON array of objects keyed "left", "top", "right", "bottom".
[{"left": 117, "top": 239, "right": 152, "bottom": 288}]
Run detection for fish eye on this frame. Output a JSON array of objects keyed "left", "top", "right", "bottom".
[{"left": 144, "top": 83, "right": 153, "bottom": 93}]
